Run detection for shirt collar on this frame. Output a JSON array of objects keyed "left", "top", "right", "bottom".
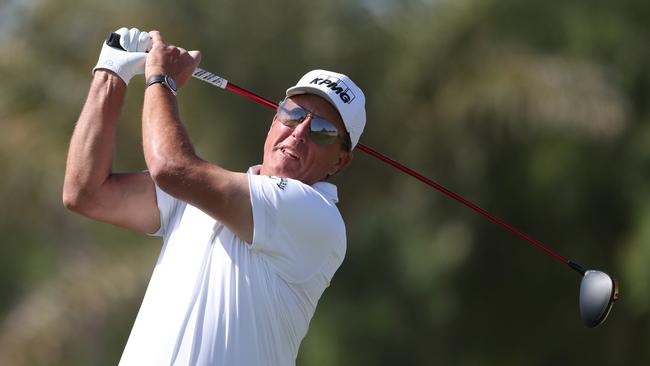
[{"left": 248, "top": 165, "right": 339, "bottom": 203}]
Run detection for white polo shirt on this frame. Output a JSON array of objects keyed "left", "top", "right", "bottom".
[{"left": 119, "top": 166, "right": 346, "bottom": 366}]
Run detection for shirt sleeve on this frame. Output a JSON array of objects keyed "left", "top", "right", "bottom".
[
  {"left": 147, "top": 185, "right": 183, "bottom": 238},
  {"left": 247, "top": 173, "right": 347, "bottom": 284}
]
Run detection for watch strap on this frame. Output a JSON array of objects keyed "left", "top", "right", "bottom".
[{"left": 146, "top": 74, "right": 177, "bottom": 96}]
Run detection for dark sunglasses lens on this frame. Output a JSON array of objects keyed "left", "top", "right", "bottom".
[
  {"left": 278, "top": 105, "right": 307, "bottom": 127},
  {"left": 277, "top": 103, "right": 342, "bottom": 146},
  {"left": 310, "top": 117, "right": 339, "bottom": 145}
]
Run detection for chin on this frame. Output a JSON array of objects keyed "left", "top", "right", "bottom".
[{"left": 265, "top": 161, "right": 298, "bottom": 178}]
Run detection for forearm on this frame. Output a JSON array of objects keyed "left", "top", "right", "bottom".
[
  {"left": 141, "top": 83, "right": 252, "bottom": 241},
  {"left": 142, "top": 84, "right": 202, "bottom": 183},
  {"left": 63, "top": 71, "right": 126, "bottom": 205}
]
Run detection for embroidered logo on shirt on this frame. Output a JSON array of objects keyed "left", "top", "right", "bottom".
[
  {"left": 269, "top": 176, "right": 288, "bottom": 190},
  {"left": 276, "top": 177, "right": 288, "bottom": 190}
]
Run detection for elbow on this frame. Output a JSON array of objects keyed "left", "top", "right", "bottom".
[
  {"left": 148, "top": 158, "right": 173, "bottom": 186},
  {"left": 62, "top": 175, "right": 95, "bottom": 214},
  {"left": 62, "top": 184, "right": 86, "bottom": 213},
  {"left": 148, "top": 157, "right": 193, "bottom": 193}
]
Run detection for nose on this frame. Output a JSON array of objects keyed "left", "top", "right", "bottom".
[{"left": 291, "top": 116, "right": 312, "bottom": 143}]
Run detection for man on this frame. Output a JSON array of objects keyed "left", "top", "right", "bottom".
[{"left": 63, "top": 27, "right": 366, "bottom": 365}]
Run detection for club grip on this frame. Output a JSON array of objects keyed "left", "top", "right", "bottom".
[{"left": 192, "top": 68, "right": 228, "bottom": 89}]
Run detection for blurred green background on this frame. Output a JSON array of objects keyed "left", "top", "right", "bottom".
[{"left": 1, "top": 0, "right": 649, "bottom": 364}]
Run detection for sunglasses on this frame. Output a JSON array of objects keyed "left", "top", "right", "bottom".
[{"left": 276, "top": 101, "right": 351, "bottom": 150}]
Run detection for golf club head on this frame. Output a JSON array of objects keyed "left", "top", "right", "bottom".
[{"left": 579, "top": 270, "right": 619, "bottom": 328}]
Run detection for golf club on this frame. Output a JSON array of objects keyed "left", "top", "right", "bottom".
[{"left": 107, "top": 33, "right": 619, "bottom": 328}]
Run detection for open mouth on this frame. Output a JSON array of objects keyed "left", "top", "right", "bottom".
[{"left": 279, "top": 147, "right": 300, "bottom": 160}]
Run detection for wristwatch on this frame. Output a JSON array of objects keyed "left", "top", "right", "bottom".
[{"left": 146, "top": 74, "right": 178, "bottom": 96}]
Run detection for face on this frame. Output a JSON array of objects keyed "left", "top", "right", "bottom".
[{"left": 260, "top": 94, "right": 353, "bottom": 185}]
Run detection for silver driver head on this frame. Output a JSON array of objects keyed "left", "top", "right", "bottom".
[{"left": 579, "top": 270, "right": 619, "bottom": 328}]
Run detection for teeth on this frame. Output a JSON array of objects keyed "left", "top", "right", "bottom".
[{"left": 281, "top": 147, "right": 298, "bottom": 159}]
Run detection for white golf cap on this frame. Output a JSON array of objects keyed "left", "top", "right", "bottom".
[{"left": 286, "top": 69, "right": 366, "bottom": 149}]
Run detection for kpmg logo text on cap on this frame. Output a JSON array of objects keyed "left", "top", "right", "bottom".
[{"left": 310, "top": 75, "right": 357, "bottom": 104}]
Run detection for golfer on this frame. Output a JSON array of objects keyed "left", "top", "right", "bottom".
[{"left": 63, "top": 27, "right": 366, "bottom": 365}]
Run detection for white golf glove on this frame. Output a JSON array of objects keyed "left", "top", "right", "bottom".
[{"left": 93, "top": 27, "right": 152, "bottom": 85}]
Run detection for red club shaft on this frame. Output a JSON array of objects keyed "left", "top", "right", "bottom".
[{"left": 356, "top": 143, "right": 569, "bottom": 265}]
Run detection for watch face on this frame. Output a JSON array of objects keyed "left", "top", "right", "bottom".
[{"left": 165, "top": 75, "right": 178, "bottom": 91}]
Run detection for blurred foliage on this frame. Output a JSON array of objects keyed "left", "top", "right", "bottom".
[{"left": 1, "top": 0, "right": 650, "bottom": 364}]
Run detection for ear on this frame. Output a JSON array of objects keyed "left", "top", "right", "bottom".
[{"left": 327, "top": 151, "right": 353, "bottom": 177}]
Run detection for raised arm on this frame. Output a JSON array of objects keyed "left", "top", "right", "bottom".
[
  {"left": 142, "top": 31, "right": 253, "bottom": 243},
  {"left": 63, "top": 28, "right": 160, "bottom": 234}
]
